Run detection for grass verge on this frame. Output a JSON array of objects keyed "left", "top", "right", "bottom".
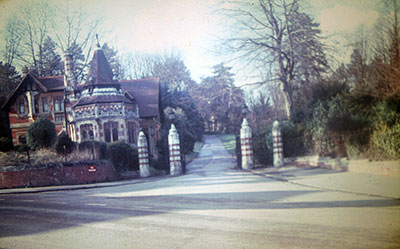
[{"left": 217, "top": 134, "right": 236, "bottom": 156}]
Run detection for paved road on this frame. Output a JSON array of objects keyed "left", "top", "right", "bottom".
[{"left": 1, "top": 135, "right": 399, "bottom": 249}]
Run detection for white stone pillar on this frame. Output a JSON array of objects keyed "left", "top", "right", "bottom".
[
  {"left": 240, "top": 118, "right": 254, "bottom": 169},
  {"left": 168, "top": 124, "right": 182, "bottom": 176},
  {"left": 138, "top": 131, "right": 150, "bottom": 177},
  {"left": 272, "top": 120, "right": 284, "bottom": 167}
]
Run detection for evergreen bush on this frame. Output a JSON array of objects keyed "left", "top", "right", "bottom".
[
  {"left": 252, "top": 126, "right": 273, "bottom": 167},
  {"left": 55, "top": 134, "right": 75, "bottom": 161},
  {"left": 371, "top": 122, "right": 400, "bottom": 159},
  {"left": 281, "top": 121, "right": 307, "bottom": 157},
  {"left": 27, "top": 118, "right": 57, "bottom": 149},
  {"left": 107, "top": 141, "right": 138, "bottom": 172},
  {"left": 0, "top": 137, "right": 13, "bottom": 152},
  {"left": 79, "top": 140, "right": 107, "bottom": 160}
]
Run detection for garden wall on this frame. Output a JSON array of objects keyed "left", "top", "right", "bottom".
[
  {"left": 0, "top": 162, "right": 118, "bottom": 189},
  {"left": 284, "top": 156, "right": 400, "bottom": 177}
]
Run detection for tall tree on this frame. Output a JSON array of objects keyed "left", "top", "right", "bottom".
[
  {"left": 40, "top": 37, "right": 63, "bottom": 76},
  {"left": 2, "top": 16, "right": 23, "bottom": 65},
  {"left": 65, "top": 43, "right": 86, "bottom": 83},
  {"left": 152, "top": 52, "right": 196, "bottom": 91},
  {"left": 0, "top": 0, "right": 103, "bottom": 79},
  {"left": 193, "top": 63, "right": 245, "bottom": 133},
  {"left": 220, "top": 0, "right": 328, "bottom": 120},
  {"left": 0, "top": 62, "right": 21, "bottom": 138},
  {"left": 151, "top": 53, "right": 204, "bottom": 155},
  {"left": 120, "top": 52, "right": 160, "bottom": 80},
  {"left": 101, "top": 43, "right": 123, "bottom": 80}
]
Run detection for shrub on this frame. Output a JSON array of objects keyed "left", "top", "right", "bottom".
[
  {"left": 13, "top": 144, "right": 32, "bottom": 165},
  {"left": 252, "top": 125, "right": 273, "bottom": 167},
  {"left": 27, "top": 118, "right": 57, "bottom": 149},
  {"left": 0, "top": 137, "right": 13, "bottom": 152},
  {"left": 281, "top": 121, "right": 308, "bottom": 157},
  {"left": 79, "top": 140, "right": 107, "bottom": 160},
  {"left": 371, "top": 121, "right": 400, "bottom": 159},
  {"left": 55, "top": 134, "right": 75, "bottom": 161},
  {"left": 107, "top": 141, "right": 138, "bottom": 172},
  {"left": 33, "top": 149, "right": 60, "bottom": 165}
]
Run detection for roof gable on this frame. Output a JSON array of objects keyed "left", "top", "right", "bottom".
[{"left": 1, "top": 73, "right": 49, "bottom": 110}]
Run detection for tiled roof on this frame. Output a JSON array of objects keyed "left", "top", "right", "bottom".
[
  {"left": 38, "top": 76, "right": 64, "bottom": 91},
  {"left": 84, "top": 48, "right": 119, "bottom": 88},
  {"left": 74, "top": 94, "right": 132, "bottom": 107},
  {"left": 119, "top": 78, "right": 160, "bottom": 118}
]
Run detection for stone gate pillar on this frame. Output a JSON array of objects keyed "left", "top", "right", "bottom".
[
  {"left": 168, "top": 124, "right": 182, "bottom": 176},
  {"left": 138, "top": 131, "right": 150, "bottom": 177},
  {"left": 272, "top": 120, "right": 284, "bottom": 167},
  {"left": 240, "top": 118, "right": 254, "bottom": 169}
]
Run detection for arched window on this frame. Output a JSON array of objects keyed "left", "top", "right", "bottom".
[
  {"left": 104, "top": 127, "right": 111, "bottom": 142},
  {"left": 80, "top": 124, "right": 94, "bottom": 141},
  {"left": 104, "top": 121, "right": 118, "bottom": 142},
  {"left": 128, "top": 122, "right": 136, "bottom": 143},
  {"left": 112, "top": 127, "right": 118, "bottom": 141}
]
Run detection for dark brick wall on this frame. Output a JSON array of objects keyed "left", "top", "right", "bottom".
[{"left": 0, "top": 163, "right": 117, "bottom": 189}]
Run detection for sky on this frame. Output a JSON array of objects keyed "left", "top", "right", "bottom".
[{"left": 0, "top": 0, "right": 381, "bottom": 83}]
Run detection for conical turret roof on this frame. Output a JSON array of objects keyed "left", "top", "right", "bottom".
[{"left": 84, "top": 47, "right": 119, "bottom": 88}]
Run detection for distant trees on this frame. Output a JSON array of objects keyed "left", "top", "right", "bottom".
[
  {"left": 192, "top": 63, "right": 245, "bottom": 133},
  {"left": 0, "top": 0, "right": 103, "bottom": 79},
  {"left": 0, "top": 62, "right": 21, "bottom": 139},
  {"left": 152, "top": 53, "right": 204, "bottom": 155}
]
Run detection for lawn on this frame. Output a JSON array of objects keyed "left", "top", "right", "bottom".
[{"left": 217, "top": 134, "right": 237, "bottom": 156}]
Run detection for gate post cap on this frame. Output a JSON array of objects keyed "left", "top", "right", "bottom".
[{"left": 241, "top": 118, "right": 249, "bottom": 127}]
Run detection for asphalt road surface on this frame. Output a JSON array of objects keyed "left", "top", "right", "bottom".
[{"left": 1, "top": 135, "right": 399, "bottom": 249}]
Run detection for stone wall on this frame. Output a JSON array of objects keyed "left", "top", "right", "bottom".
[
  {"left": 0, "top": 162, "right": 118, "bottom": 189},
  {"left": 285, "top": 156, "right": 400, "bottom": 177}
]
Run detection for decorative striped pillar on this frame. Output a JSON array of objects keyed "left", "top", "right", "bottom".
[
  {"left": 168, "top": 124, "right": 182, "bottom": 176},
  {"left": 138, "top": 131, "right": 150, "bottom": 177},
  {"left": 240, "top": 118, "right": 254, "bottom": 169},
  {"left": 272, "top": 120, "right": 284, "bottom": 167}
]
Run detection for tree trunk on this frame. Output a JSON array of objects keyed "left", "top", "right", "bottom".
[{"left": 280, "top": 81, "right": 293, "bottom": 120}]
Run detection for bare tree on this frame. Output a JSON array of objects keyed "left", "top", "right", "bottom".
[
  {"left": 2, "top": 16, "right": 23, "bottom": 65},
  {"left": 1, "top": 0, "right": 104, "bottom": 79},
  {"left": 120, "top": 52, "right": 161, "bottom": 80},
  {"left": 219, "top": 0, "right": 328, "bottom": 120}
]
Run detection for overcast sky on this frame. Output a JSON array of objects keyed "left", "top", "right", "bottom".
[{"left": 0, "top": 0, "right": 380, "bottom": 83}]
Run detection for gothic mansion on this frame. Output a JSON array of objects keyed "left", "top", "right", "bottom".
[{"left": 2, "top": 46, "right": 161, "bottom": 156}]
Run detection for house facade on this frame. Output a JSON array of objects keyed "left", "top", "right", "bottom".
[{"left": 2, "top": 46, "right": 161, "bottom": 156}]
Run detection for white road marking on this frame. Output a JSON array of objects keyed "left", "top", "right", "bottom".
[{"left": 86, "top": 203, "right": 107, "bottom": 206}]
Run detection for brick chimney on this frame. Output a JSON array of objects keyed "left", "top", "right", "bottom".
[{"left": 64, "top": 52, "right": 76, "bottom": 87}]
